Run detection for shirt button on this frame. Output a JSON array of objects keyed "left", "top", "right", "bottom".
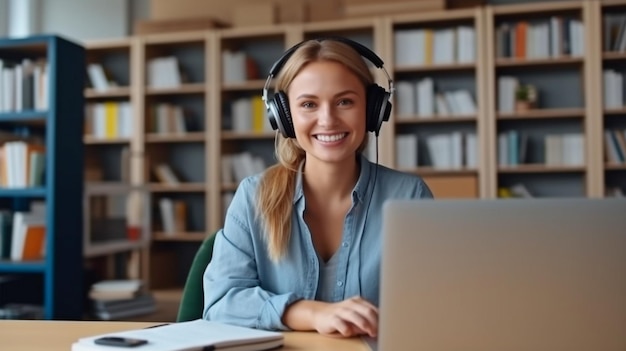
[
  {"left": 342, "top": 242, "right": 348, "bottom": 248},
  {"left": 337, "top": 281, "right": 344, "bottom": 287}
]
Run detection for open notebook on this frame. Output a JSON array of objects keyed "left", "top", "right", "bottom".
[{"left": 71, "top": 319, "right": 283, "bottom": 351}]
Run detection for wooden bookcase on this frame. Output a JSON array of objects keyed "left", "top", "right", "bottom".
[
  {"left": 82, "top": 37, "right": 153, "bottom": 287},
  {"left": 215, "top": 25, "right": 291, "bottom": 224},
  {"left": 385, "top": 7, "right": 487, "bottom": 199},
  {"left": 83, "top": 0, "right": 625, "bottom": 290},
  {"left": 0, "top": 35, "right": 85, "bottom": 319},
  {"left": 141, "top": 32, "right": 214, "bottom": 288},
  {"left": 484, "top": 1, "right": 592, "bottom": 198},
  {"left": 597, "top": 0, "right": 626, "bottom": 196}
]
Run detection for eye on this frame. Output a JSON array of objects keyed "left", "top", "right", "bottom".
[
  {"left": 337, "top": 98, "right": 354, "bottom": 106},
  {"left": 301, "top": 101, "right": 316, "bottom": 109}
]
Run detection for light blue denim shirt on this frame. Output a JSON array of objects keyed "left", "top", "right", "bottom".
[{"left": 203, "top": 155, "right": 433, "bottom": 330}]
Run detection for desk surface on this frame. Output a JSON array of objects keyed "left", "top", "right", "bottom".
[{"left": 0, "top": 320, "right": 369, "bottom": 351}]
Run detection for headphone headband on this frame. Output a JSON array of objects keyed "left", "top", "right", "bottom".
[{"left": 268, "top": 37, "right": 385, "bottom": 77}]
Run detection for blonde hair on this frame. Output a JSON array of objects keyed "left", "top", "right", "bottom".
[{"left": 256, "top": 39, "right": 374, "bottom": 261}]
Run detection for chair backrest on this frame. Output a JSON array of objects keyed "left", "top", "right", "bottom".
[{"left": 176, "top": 232, "right": 217, "bottom": 322}]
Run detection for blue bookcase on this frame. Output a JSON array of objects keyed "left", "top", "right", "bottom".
[{"left": 0, "top": 35, "right": 85, "bottom": 319}]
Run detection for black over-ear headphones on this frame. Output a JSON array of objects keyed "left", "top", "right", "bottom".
[{"left": 262, "top": 37, "right": 395, "bottom": 138}]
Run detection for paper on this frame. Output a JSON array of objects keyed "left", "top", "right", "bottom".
[{"left": 71, "top": 319, "right": 283, "bottom": 351}]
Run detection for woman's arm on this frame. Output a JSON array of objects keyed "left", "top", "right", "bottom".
[{"left": 202, "top": 178, "right": 301, "bottom": 330}]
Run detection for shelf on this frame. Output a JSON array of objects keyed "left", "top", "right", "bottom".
[
  {"left": 0, "top": 110, "right": 47, "bottom": 122},
  {"left": 395, "top": 115, "right": 477, "bottom": 124},
  {"left": 145, "top": 83, "right": 205, "bottom": 95},
  {"left": 0, "top": 187, "right": 46, "bottom": 197},
  {"left": 85, "top": 182, "right": 143, "bottom": 194},
  {"left": 221, "top": 79, "right": 267, "bottom": 91},
  {"left": 495, "top": 56, "right": 583, "bottom": 68},
  {"left": 603, "top": 51, "right": 626, "bottom": 61},
  {"left": 84, "top": 136, "right": 132, "bottom": 144},
  {"left": 497, "top": 108, "right": 585, "bottom": 120},
  {"left": 491, "top": 1, "right": 583, "bottom": 15},
  {"left": 84, "top": 87, "right": 131, "bottom": 98},
  {"left": 605, "top": 164, "right": 626, "bottom": 171},
  {"left": 394, "top": 63, "right": 476, "bottom": 73},
  {"left": 498, "top": 164, "right": 586, "bottom": 174},
  {"left": 411, "top": 167, "right": 479, "bottom": 176},
  {"left": 149, "top": 183, "right": 206, "bottom": 192},
  {"left": 221, "top": 131, "right": 275, "bottom": 140},
  {"left": 605, "top": 108, "right": 626, "bottom": 116},
  {"left": 0, "top": 261, "right": 46, "bottom": 273},
  {"left": 145, "top": 132, "right": 205, "bottom": 143},
  {"left": 221, "top": 183, "right": 238, "bottom": 192}
]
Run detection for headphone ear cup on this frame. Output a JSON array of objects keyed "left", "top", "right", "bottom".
[
  {"left": 272, "top": 91, "right": 295, "bottom": 138},
  {"left": 366, "top": 84, "right": 391, "bottom": 135}
]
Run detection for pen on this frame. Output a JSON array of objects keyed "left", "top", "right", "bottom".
[{"left": 144, "top": 323, "right": 170, "bottom": 329}]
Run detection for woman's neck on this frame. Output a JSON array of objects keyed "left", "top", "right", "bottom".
[{"left": 302, "top": 156, "right": 360, "bottom": 201}]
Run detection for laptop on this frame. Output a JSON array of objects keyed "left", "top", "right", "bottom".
[{"left": 375, "top": 198, "right": 626, "bottom": 351}]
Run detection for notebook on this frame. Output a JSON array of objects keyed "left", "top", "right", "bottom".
[
  {"left": 71, "top": 319, "right": 283, "bottom": 351},
  {"left": 377, "top": 198, "right": 626, "bottom": 351}
]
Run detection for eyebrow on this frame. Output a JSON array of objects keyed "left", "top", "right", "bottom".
[{"left": 294, "top": 90, "right": 359, "bottom": 100}]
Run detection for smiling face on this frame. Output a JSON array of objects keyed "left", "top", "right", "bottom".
[{"left": 287, "top": 60, "right": 367, "bottom": 166}]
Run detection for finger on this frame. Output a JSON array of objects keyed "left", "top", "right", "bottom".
[
  {"left": 329, "top": 317, "right": 359, "bottom": 337},
  {"left": 346, "top": 296, "right": 379, "bottom": 316},
  {"left": 338, "top": 308, "right": 377, "bottom": 337},
  {"left": 341, "top": 299, "right": 378, "bottom": 333}
]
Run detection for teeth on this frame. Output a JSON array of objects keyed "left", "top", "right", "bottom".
[{"left": 316, "top": 133, "right": 346, "bottom": 142}]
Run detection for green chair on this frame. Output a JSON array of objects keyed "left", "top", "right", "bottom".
[{"left": 176, "top": 231, "right": 217, "bottom": 322}]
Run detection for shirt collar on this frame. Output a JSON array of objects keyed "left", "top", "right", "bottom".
[{"left": 293, "top": 154, "right": 373, "bottom": 205}]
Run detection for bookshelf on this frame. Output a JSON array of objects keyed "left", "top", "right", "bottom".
[
  {"left": 598, "top": 0, "right": 626, "bottom": 197},
  {"left": 82, "top": 0, "right": 626, "bottom": 291},
  {"left": 0, "top": 35, "right": 85, "bottom": 319},
  {"left": 386, "top": 7, "right": 486, "bottom": 199},
  {"left": 83, "top": 38, "right": 152, "bottom": 287},
  {"left": 216, "top": 26, "right": 291, "bottom": 224},
  {"left": 485, "top": 1, "right": 592, "bottom": 198},
  {"left": 141, "top": 32, "right": 213, "bottom": 289}
]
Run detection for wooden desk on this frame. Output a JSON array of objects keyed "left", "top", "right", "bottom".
[{"left": 0, "top": 320, "right": 370, "bottom": 351}]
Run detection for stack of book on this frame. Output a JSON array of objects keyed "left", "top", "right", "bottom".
[{"left": 88, "top": 280, "right": 156, "bottom": 321}]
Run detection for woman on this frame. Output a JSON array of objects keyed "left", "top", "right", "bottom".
[{"left": 203, "top": 38, "right": 433, "bottom": 337}]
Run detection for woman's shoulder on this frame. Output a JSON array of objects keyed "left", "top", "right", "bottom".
[
  {"left": 232, "top": 173, "right": 265, "bottom": 203},
  {"left": 237, "top": 172, "right": 264, "bottom": 190}
]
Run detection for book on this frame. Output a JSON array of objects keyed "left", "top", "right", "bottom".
[
  {"left": 10, "top": 210, "right": 46, "bottom": 261},
  {"left": 89, "top": 289, "right": 143, "bottom": 301},
  {"left": 71, "top": 319, "right": 284, "bottom": 351},
  {"left": 92, "top": 292, "right": 155, "bottom": 311},
  {"left": 91, "top": 279, "right": 143, "bottom": 293},
  {"left": 92, "top": 292, "right": 157, "bottom": 320},
  {"left": 154, "top": 163, "right": 180, "bottom": 185},
  {"left": 89, "top": 279, "right": 144, "bottom": 300}
]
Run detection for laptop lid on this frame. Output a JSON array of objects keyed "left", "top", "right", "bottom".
[{"left": 379, "top": 198, "right": 626, "bottom": 351}]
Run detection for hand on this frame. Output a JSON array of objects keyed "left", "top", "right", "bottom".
[{"left": 311, "top": 296, "right": 378, "bottom": 338}]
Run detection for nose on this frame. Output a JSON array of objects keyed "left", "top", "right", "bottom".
[{"left": 317, "top": 103, "right": 338, "bottom": 128}]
